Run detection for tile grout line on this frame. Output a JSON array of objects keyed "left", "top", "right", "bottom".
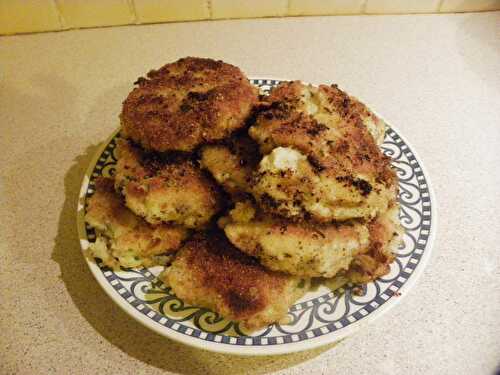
[
  {"left": 361, "top": 0, "right": 369, "bottom": 13},
  {"left": 207, "top": 0, "right": 213, "bottom": 19},
  {"left": 437, "top": 0, "right": 445, "bottom": 12},
  {"left": 127, "top": 0, "right": 139, "bottom": 24},
  {"left": 52, "top": 0, "right": 67, "bottom": 30}
]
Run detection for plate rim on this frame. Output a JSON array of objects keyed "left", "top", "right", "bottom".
[{"left": 76, "top": 78, "right": 437, "bottom": 356}]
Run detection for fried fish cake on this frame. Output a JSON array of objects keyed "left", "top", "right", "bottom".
[
  {"left": 161, "top": 232, "right": 309, "bottom": 331},
  {"left": 114, "top": 139, "right": 222, "bottom": 228},
  {"left": 253, "top": 146, "right": 397, "bottom": 222},
  {"left": 345, "top": 203, "right": 403, "bottom": 284},
  {"left": 220, "top": 201, "right": 371, "bottom": 278},
  {"left": 85, "top": 177, "right": 188, "bottom": 269},
  {"left": 249, "top": 81, "right": 397, "bottom": 222},
  {"left": 200, "top": 134, "right": 260, "bottom": 195},
  {"left": 121, "top": 57, "right": 258, "bottom": 152},
  {"left": 323, "top": 203, "right": 403, "bottom": 290}
]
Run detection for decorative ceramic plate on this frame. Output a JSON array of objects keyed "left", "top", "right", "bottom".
[{"left": 77, "top": 78, "right": 436, "bottom": 356}]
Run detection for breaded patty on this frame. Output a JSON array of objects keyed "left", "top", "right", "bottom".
[
  {"left": 161, "top": 232, "right": 309, "bottom": 331},
  {"left": 121, "top": 57, "right": 258, "bottom": 152},
  {"left": 346, "top": 203, "right": 403, "bottom": 284},
  {"left": 200, "top": 133, "right": 260, "bottom": 195},
  {"left": 114, "top": 139, "right": 222, "bottom": 228},
  {"left": 324, "top": 204, "right": 403, "bottom": 290},
  {"left": 249, "top": 81, "right": 397, "bottom": 222},
  {"left": 220, "top": 201, "right": 371, "bottom": 278},
  {"left": 85, "top": 177, "right": 188, "bottom": 269}
]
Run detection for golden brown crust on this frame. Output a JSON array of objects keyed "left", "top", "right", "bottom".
[
  {"left": 249, "top": 81, "right": 397, "bottom": 222},
  {"left": 346, "top": 203, "right": 403, "bottom": 283},
  {"left": 121, "top": 57, "right": 258, "bottom": 152},
  {"left": 324, "top": 203, "right": 403, "bottom": 290},
  {"left": 114, "top": 139, "right": 222, "bottom": 228},
  {"left": 252, "top": 81, "right": 385, "bottom": 148},
  {"left": 200, "top": 133, "right": 260, "bottom": 195},
  {"left": 162, "top": 232, "right": 308, "bottom": 330},
  {"left": 85, "top": 177, "right": 189, "bottom": 269},
  {"left": 253, "top": 82, "right": 390, "bottom": 176},
  {"left": 220, "top": 201, "right": 370, "bottom": 278}
]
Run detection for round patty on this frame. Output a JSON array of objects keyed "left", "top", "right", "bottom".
[
  {"left": 249, "top": 81, "right": 398, "bottom": 222},
  {"left": 220, "top": 201, "right": 371, "bottom": 278},
  {"left": 114, "top": 139, "right": 222, "bottom": 229},
  {"left": 161, "top": 232, "right": 309, "bottom": 331},
  {"left": 221, "top": 200, "right": 402, "bottom": 279},
  {"left": 85, "top": 177, "right": 188, "bottom": 269},
  {"left": 121, "top": 57, "right": 258, "bottom": 152}
]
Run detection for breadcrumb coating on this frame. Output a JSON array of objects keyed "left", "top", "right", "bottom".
[
  {"left": 114, "top": 139, "right": 222, "bottom": 228},
  {"left": 161, "top": 232, "right": 309, "bottom": 330},
  {"left": 249, "top": 81, "right": 397, "bottom": 222},
  {"left": 85, "top": 177, "right": 188, "bottom": 269},
  {"left": 121, "top": 57, "right": 258, "bottom": 152}
]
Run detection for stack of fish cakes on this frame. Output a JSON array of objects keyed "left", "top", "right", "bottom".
[
  {"left": 216, "top": 81, "right": 402, "bottom": 282},
  {"left": 85, "top": 57, "right": 403, "bottom": 330},
  {"left": 87, "top": 56, "right": 254, "bottom": 269}
]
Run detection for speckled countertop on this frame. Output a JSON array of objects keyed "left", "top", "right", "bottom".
[{"left": 1, "top": 12, "right": 499, "bottom": 375}]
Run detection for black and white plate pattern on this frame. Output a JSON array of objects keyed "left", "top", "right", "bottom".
[{"left": 77, "top": 79, "right": 436, "bottom": 355}]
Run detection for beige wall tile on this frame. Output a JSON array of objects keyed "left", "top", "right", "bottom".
[
  {"left": 365, "top": 0, "right": 441, "bottom": 13},
  {"left": 57, "top": 0, "right": 134, "bottom": 28},
  {"left": 134, "top": 0, "right": 209, "bottom": 23},
  {"left": 289, "top": 0, "right": 364, "bottom": 15},
  {"left": 440, "top": 0, "right": 500, "bottom": 12},
  {"left": 0, "top": 0, "right": 62, "bottom": 35},
  {"left": 211, "top": 0, "right": 287, "bottom": 19}
]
